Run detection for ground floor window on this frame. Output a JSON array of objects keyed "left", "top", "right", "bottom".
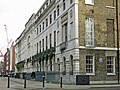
[
  {"left": 50, "top": 59, "right": 52, "bottom": 71},
  {"left": 63, "top": 57, "right": 66, "bottom": 75},
  {"left": 70, "top": 55, "right": 73, "bottom": 75},
  {"left": 107, "top": 56, "right": 115, "bottom": 75},
  {"left": 57, "top": 58, "right": 60, "bottom": 72},
  {"left": 86, "top": 55, "right": 94, "bottom": 75}
]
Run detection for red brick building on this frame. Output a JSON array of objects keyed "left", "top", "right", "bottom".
[{"left": 3, "top": 48, "right": 10, "bottom": 75}]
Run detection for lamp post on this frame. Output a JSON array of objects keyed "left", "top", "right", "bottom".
[{"left": 116, "top": 0, "right": 120, "bottom": 84}]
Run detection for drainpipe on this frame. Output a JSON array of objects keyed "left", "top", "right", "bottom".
[{"left": 116, "top": 0, "right": 120, "bottom": 84}]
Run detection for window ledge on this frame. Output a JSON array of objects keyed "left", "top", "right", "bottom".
[
  {"left": 85, "top": 45, "right": 95, "bottom": 48},
  {"left": 86, "top": 73, "right": 95, "bottom": 75},
  {"left": 106, "top": 6, "right": 115, "bottom": 9},
  {"left": 107, "top": 73, "right": 116, "bottom": 75}
]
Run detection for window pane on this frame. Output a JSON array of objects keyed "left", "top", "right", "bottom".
[
  {"left": 86, "top": 55, "right": 94, "bottom": 73},
  {"left": 107, "top": 56, "right": 114, "bottom": 74},
  {"left": 85, "top": 17, "right": 94, "bottom": 46},
  {"left": 70, "top": 0, "right": 73, "bottom": 4},
  {"left": 57, "top": 5, "right": 59, "bottom": 16}
]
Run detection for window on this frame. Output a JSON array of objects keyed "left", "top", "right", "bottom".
[
  {"left": 46, "top": 36, "right": 48, "bottom": 50},
  {"left": 50, "top": 59, "right": 52, "bottom": 71},
  {"left": 57, "top": 5, "right": 59, "bottom": 16},
  {"left": 43, "top": 6, "right": 45, "bottom": 10},
  {"left": 70, "top": 0, "right": 73, "bottom": 4},
  {"left": 70, "top": 55, "right": 73, "bottom": 75},
  {"left": 70, "top": 22, "right": 73, "bottom": 39},
  {"left": 57, "top": 31, "right": 59, "bottom": 45},
  {"left": 57, "top": 58, "right": 60, "bottom": 72},
  {"left": 42, "top": 39, "right": 44, "bottom": 51},
  {"left": 63, "top": 0, "right": 66, "bottom": 10},
  {"left": 46, "top": 59, "right": 48, "bottom": 71},
  {"left": 70, "top": 10, "right": 73, "bottom": 18},
  {"left": 39, "top": 60, "right": 41, "bottom": 71},
  {"left": 50, "top": 14, "right": 52, "bottom": 24},
  {"left": 46, "top": 18, "right": 48, "bottom": 27},
  {"left": 85, "top": 0, "right": 94, "bottom": 4},
  {"left": 54, "top": 10, "right": 56, "bottom": 20},
  {"left": 42, "top": 60, "right": 44, "bottom": 71},
  {"left": 65, "top": 23, "right": 67, "bottom": 42},
  {"left": 27, "top": 36, "right": 30, "bottom": 43},
  {"left": 37, "top": 27, "right": 38, "bottom": 35},
  {"left": 63, "top": 57, "right": 66, "bottom": 75},
  {"left": 39, "top": 41, "right": 41, "bottom": 52},
  {"left": 107, "top": 56, "right": 115, "bottom": 75},
  {"left": 62, "top": 23, "right": 68, "bottom": 42},
  {"left": 53, "top": 56, "right": 55, "bottom": 71},
  {"left": 54, "top": 31, "right": 56, "bottom": 47},
  {"left": 46, "top": 2, "right": 48, "bottom": 7},
  {"left": 85, "top": 17, "right": 94, "bottom": 46},
  {"left": 42, "top": 22, "right": 44, "bottom": 30},
  {"left": 86, "top": 55, "right": 94, "bottom": 74},
  {"left": 57, "top": 20, "right": 59, "bottom": 28},
  {"left": 50, "top": 33, "right": 52, "bottom": 48},
  {"left": 40, "top": 25, "right": 41, "bottom": 32},
  {"left": 37, "top": 43, "right": 38, "bottom": 53}
]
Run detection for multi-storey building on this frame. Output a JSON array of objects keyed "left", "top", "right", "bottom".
[
  {"left": 15, "top": 13, "right": 36, "bottom": 78},
  {"left": 9, "top": 42, "right": 15, "bottom": 74},
  {"left": 15, "top": 0, "right": 120, "bottom": 84},
  {"left": 0, "top": 61, "right": 4, "bottom": 76},
  {"left": 3, "top": 48, "right": 10, "bottom": 75}
]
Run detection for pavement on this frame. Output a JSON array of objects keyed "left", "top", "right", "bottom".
[{"left": 0, "top": 77, "right": 120, "bottom": 90}]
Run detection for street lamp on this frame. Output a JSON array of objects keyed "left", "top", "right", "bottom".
[{"left": 116, "top": 0, "right": 120, "bottom": 84}]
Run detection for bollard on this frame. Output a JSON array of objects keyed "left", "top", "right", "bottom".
[
  {"left": 60, "top": 76, "right": 62, "bottom": 88},
  {"left": 24, "top": 74, "right": 26, "bottom": 88},
  {"left": 7, "top": 74, "right": 10, "bottom": 88},
  {"left": 42, "top": 75, "right": 45, "bottom": 88}
]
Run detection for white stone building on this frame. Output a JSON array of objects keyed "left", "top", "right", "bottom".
[{"left": 15, "top": 0, "right": 79, "bottom": 83}]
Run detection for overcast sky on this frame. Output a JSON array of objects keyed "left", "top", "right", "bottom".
[{"left": 0, "top": 0, "right": 45, "bottom": 56}]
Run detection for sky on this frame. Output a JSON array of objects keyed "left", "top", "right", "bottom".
[{"left": 0, "top": 0, "right": 45, "bottom": 56}]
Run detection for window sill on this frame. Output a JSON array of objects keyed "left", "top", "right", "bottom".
[
  {"left": 106, "top": 6, "right": 115, "bottom": 9},
  {"left": 85, "top": 45, "right": 95, "bottom": 48},
  {"left": 107, "top": 73, "right": 116, "bottom": 76},
  {"left": 86, "top": 73, "right": 95, "bottom": 75}
]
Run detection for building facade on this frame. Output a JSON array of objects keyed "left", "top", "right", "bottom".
[
  {"left": 78, "top": 0, "right": 120, "bottom": 84},
  {"left": 9, "top": 42, "right": 16, "bottom": 74},
  {"left": 3, "top": 48, "right": 10, "bottom": 75},
  {"left": 0, "top": 61, "right": 4, "bottom": 76},
  {"left": 15, "top": 0, "right": 120, "bottom": 84}
]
